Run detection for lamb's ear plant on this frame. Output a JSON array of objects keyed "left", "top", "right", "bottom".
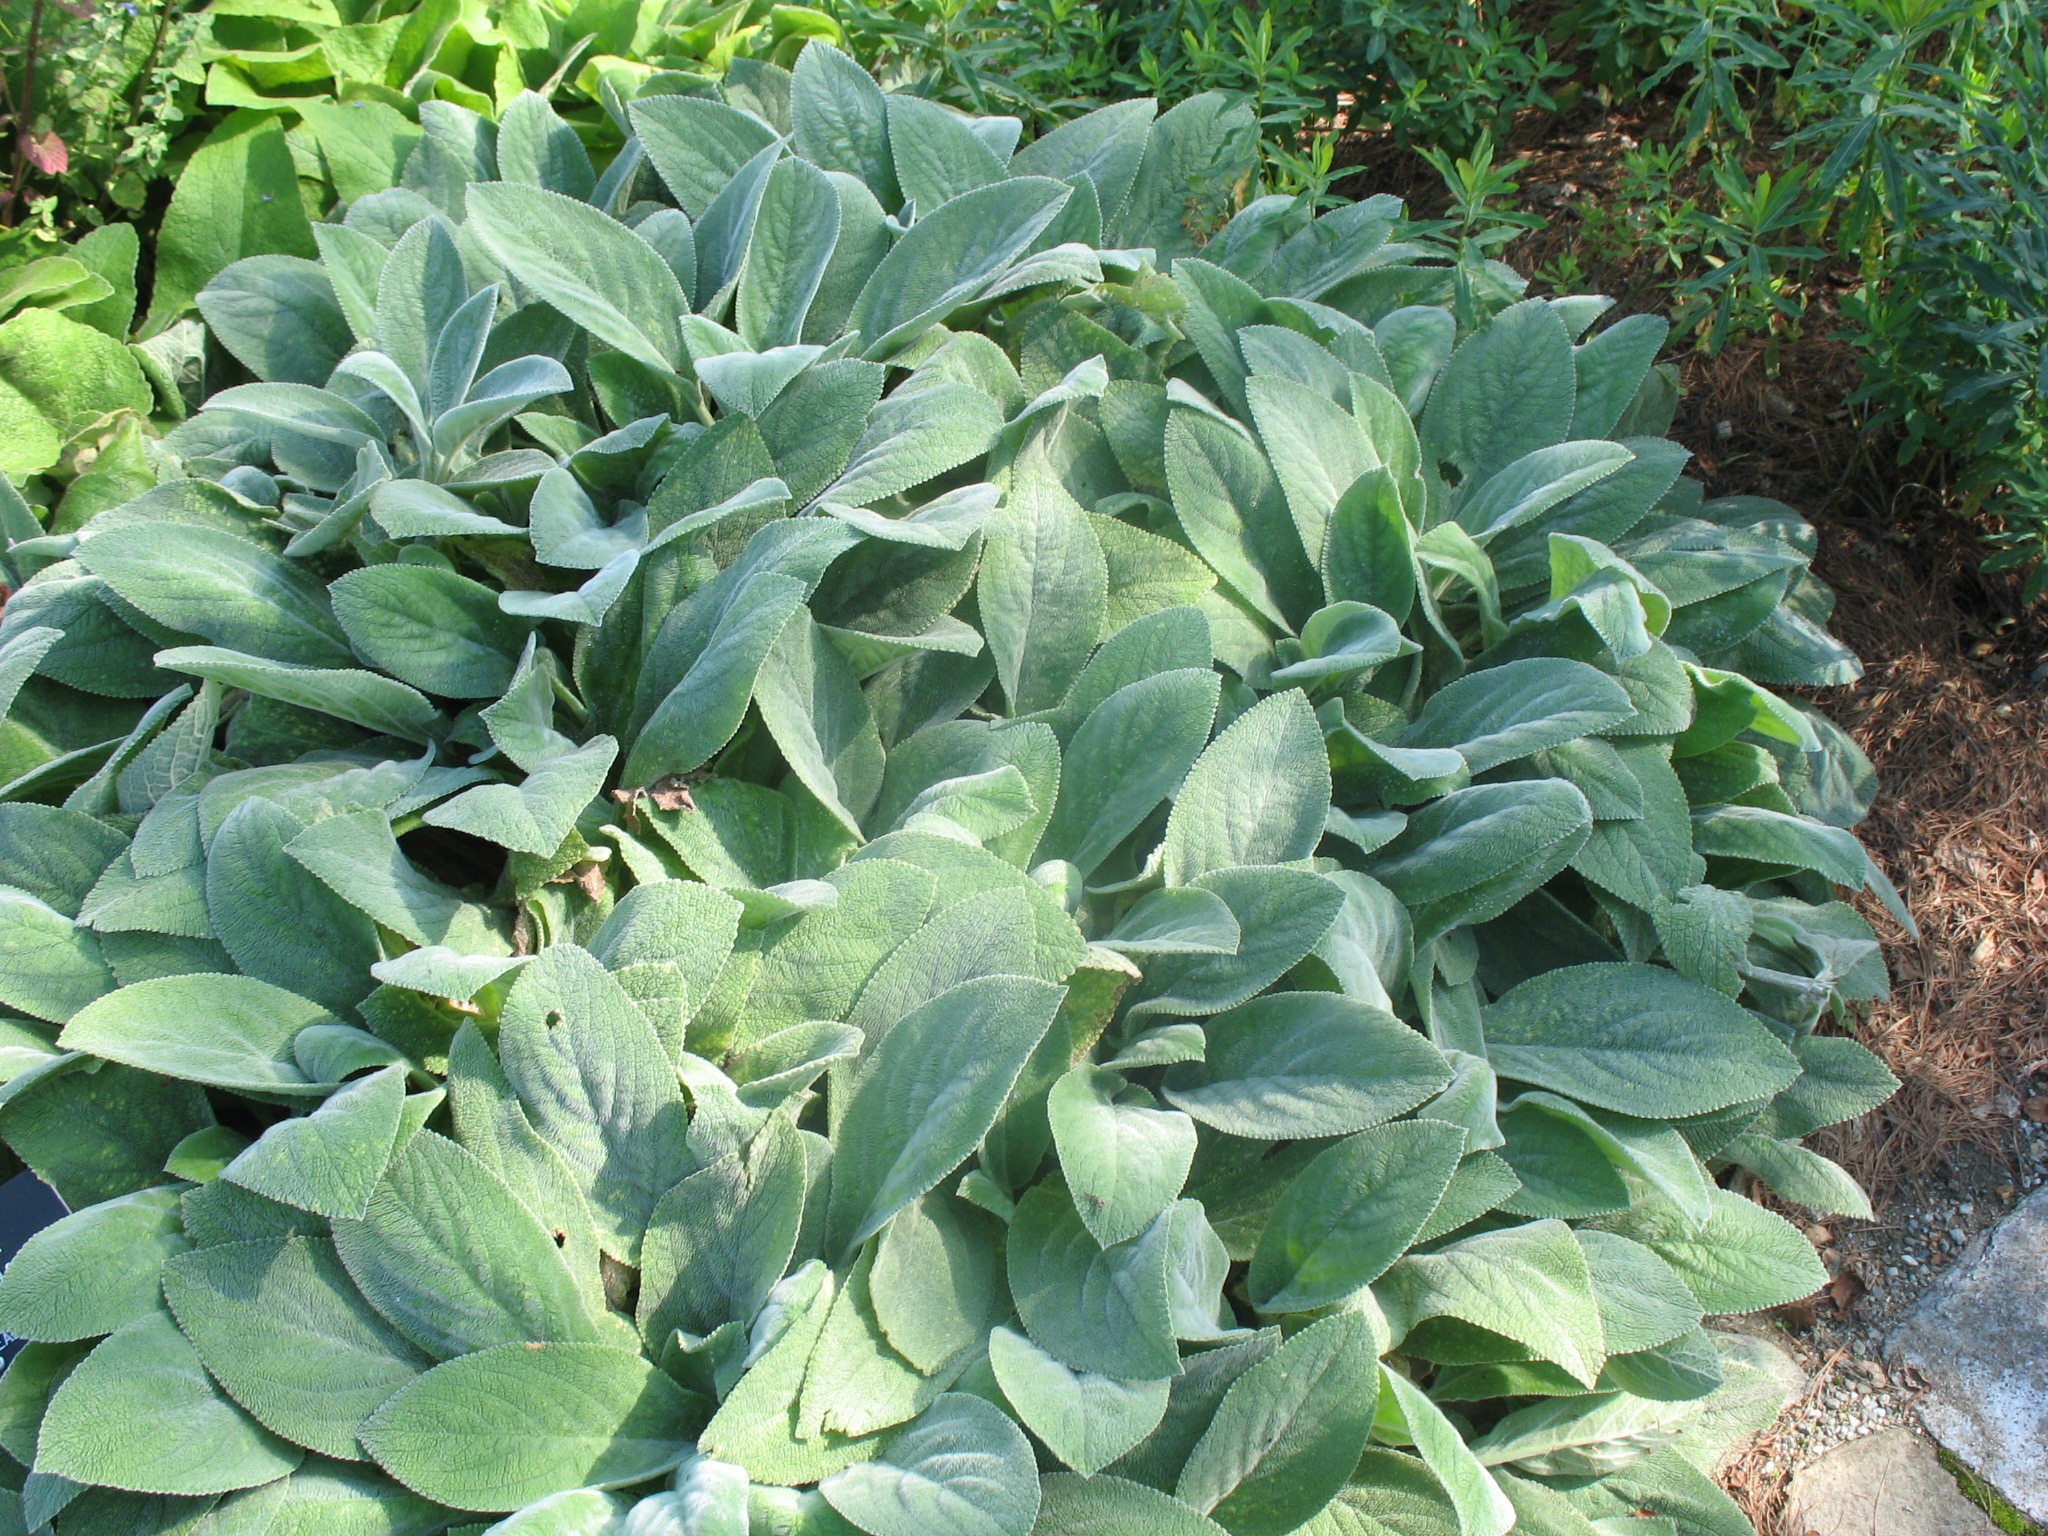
[{"left": 0, "top": 44, "right": 1899, "bottom": 1536}]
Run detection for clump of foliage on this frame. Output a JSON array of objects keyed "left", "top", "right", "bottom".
[
  {"left": 1, "top": 0, "right": 840, "bottom": 245},
  {"left": 830, "top": 0, "right": 1566, "bottom": 176},
  {"left": 1, "top": 0, "right": 204, "bottom": 223},
  {"left": 0, "top": 47, "right": 1901, "bottom": 1536},
  {"left": 1841, "top": 42, "right": 2048, "bottom": 597}
]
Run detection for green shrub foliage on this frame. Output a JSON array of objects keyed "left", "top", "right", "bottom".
[{"left": 0, "top": 47, "right": 1901, "bottom": 1536}]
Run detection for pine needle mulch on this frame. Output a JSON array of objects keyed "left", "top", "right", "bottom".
[{"left": 1668, "top": 333, "right": 2048, "bottom": 1195}]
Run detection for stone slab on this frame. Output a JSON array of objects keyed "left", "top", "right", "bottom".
[
  {"left": 1783, "top": 1428, "right": 1999, "bottom": 1536},
  {"left": 1886, "top": 1181, "right": 2048, "bottom": 1523}
]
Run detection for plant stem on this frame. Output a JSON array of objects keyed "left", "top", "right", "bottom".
[{"left": 4, "top": 0, "right": 47, "bottom": 226}]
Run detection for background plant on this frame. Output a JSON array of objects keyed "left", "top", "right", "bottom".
[
  {"left": 0, "top": 48, "right": 1902, "bottom": 1536},
  {"left": 0, "top": 0, "right": 842, "bottom": 251}
]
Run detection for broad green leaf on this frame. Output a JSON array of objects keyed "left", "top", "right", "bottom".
[
  {"left": 1421, "top": 299, "right": 1574, "bottom": 486},
  {"left": 1011, "top": 96, "right": 1155, "bottom": 209},
  {"left": 0, "top": 1338, "right": 89, "bottom": 1470},
  {"left": 77, "top": 524, "right": 352, "bottom": 668},
  {"left": 1499, "top": 1092, "right": 1713, "bottom": 1227},
  {"left": 1040, "top": 669, "right": 1220, "bottom": 878},
  {"left": 1472, "top": 1390, "right": 1695, "bottom": 1476},
  {"left": 496, "top": 91, "right": 594, "bottom": 200},
  {"left": 145, "top": 116, "right": 315, "bottom": 335},
  {"left": 36, "top": 1309, "right": 302, "bottom": 1495},
  {"left": 0, "top": 889, "right": 115, "bottom": 1024},
  {"left": 1689, "top": 804, "right": 1909, "bottom": 928},
  {"left": 1325, "top": 468, "right": 1417, "bottom": 622},
  {"left": 1161, "top": 992, "right": 1449, "bottom": 1139},
  {"left": 843, "top": 887, "right": 1038, "bottom": 1057},
  {"left": 1453, "top": 442, "right": 1634, "bottom": 541},
  {"left": 197, "top": 255, "right": 353, "bottom": 386},
  {"left": 0, "top": 1061, "right": 211, "bottom": 1210},
  {"left": 200, "top": 1459, "right": 449, "bottom": 1535},
  {"left": 1049, "top": 1065, "right": 1197, "bottom": 1247},
  {"left": 1297, "top": 1449, "right": 1471, "bottom": 1536},
  {"left": 1247, "top": 1118, "right": 1465, "bottom": 1313},
  {"left": 819, "top": 1393, "right": 1040, "bottom": 1536},
  {"left": 1495, "top": 1100, "right": 1629, "bottom": 1220},
  {"left": 1176, "top": 1312, "right": 1381, "bottom": 1536},
  {"left": 797, "top": 1244, "right": 941, "bottom": 1440},
  {"left": 827, "top": 973, "right": 1064, "bottom": 1256},
  {"left": 59, "top": 972, "right": 335, "bottom": 1095},
  {"left": 590, "top": 879, "right": 743, "bottom": 1055},
  {"left": 1400, "top": 659, "right": 1635, "bottom": 773},
  {"left": 1577, "top": 1230, "right": 1702, "bottom": 1358},
  {"left": 1034, "top": 1471, "right": 1230, "bottom": 1535},
  {"left": 0, "top": 1185, "right": 189, "bottom": 1342},
  {"left": 989, "top": 1325, "right": 1171, "bottom": 1476},
  {"left": 1160, "top": 690, "right": 1328, "bottom": 886},
  {"left": 631, "top": 96, "right": 780, "bottom": 219},
  {"left": 329, "top": 566, "right": 530, "bottom": 698},
  {"left": 871, "top": 1192, "right": 1001, "bottom": 1375},
  {"left": 791, "top": 42, "right": 896, "bottom": 202},
  {"left": 1092, "top": 513, "right": 1219, "bottom": 634},
  {"left": 154, "top": 647, "right": 440, "bottom": 743},
  {"left": 1365, "top": 782, "right": 1593, "bottom": 944},
  {"left": 888, "top": 94, "right": 1007, "bottom": 211},
  {"left": 735, "top": 857, "right": 936, "bottom": 1044},
  {"left": 330, "top": 1129, "right": 602, "bottom": 1358},
  {"left": 498, "top": 946, "right": 692, "bottom": 1263},
  {"left": 206, "top": 796, "right": 381, "bottom": 1018},
  {"left": 1008, "top": 1181, "right": 1182, "bottom": 1381},
  {"left": 1374, "top": 1368, "right": 1515, "bottom": 1536},
  {"left": 287, "top": 810, "right": 505, "bottom": 951},
  {"left": 1103, "top": 887, "right": 1241, "bottom": 956},
  {"left": 697, "top": 1264, "right": 875, "bottom": 1487},
  {"left": 849, "top": 178, "right": 1074, "bottom": 357},
  {"left": 1481, "top": 963, "right": 1800, "bottom": 1117},
  {"left": 438, "top": 1038, "right": 606, "bottom": 1333},
  {"left": 1763, "top": 1034, "right": 1898, "bottom": 1138},
  {"left": 754, "top": 613, "right": 884, "bottom": 837},
  {"left": 1100, "top": 1329, "right": 1280, "bottom": 1493},
  {"left": 979, "top": 444, "right": 1108, "bottom": 715},
  {"left": 1127, "top": 866, "right": 1345, "bottom": 1019},
  {"left": 739, "top": 157, "right": 843, "bottom": 350},
  {"left": 638, "top": 1114, "right": 806, "bottom": 1346},
  {"left": 423, "top": 737, "right": 617, "bottom": 856},
  {"left": 625, "top": 570, "right": 809, "bottom": 787},
  {"left": 1269, "top": 603, "right": 1415, "bottom": 687},
  {"left": 1247, "top": 374, "right": 1378, "bottom": 576},
  {"left": 1585, "top": 1188, "right": 1827, "bottom": 1315},
  {"left": 0, "top": 310, "right": 152, "bottom": 476},
  {"left": 161, "top": 1233, "right": 433, "bottom": 1461},
  {"left": 361, "top": 1343, "right": 699, "bottom": 1512},
  {"left": 1164, "top": 407, "right": 1319, "bottom": 632},
  {"left": 1571, "top": 315, "right": 1670, "bottom": 439},
  {"left": 464, "top": 184, "right": 687, "bottom": 372},
  {"left": 1554, "top": 1447, "right": 1754, "bottom": 1536},
  {"left": 1111, "top": 94, "right": 1258, "bottom": 258},
  {"left": 826, "top": 384, "right": 1005, "bottom": 508},
  {"left": 220, "top": 1063, "right": 407, "bottom": 1218},
  {"left": 1571, "top": 743, "right": 1693, "bottom": 911},
  {"left": 1376, "top": 1219, "right": 1607, "bottom": 1386}
]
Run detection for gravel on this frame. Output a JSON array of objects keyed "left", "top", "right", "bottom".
[{"left": 1719, "top": 1105, "right": 2048, "bottom": 1514}]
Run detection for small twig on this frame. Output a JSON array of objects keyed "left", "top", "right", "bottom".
[
  {"left": 4, "top": 0, "right": 47, "bottom": 225},
  {"left": 128, "top": 0, "right": 179, "bottom": 136}
]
